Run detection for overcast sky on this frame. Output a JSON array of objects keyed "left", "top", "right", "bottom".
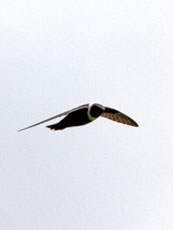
[{"left": 1, "top": 0, "right": 173, "bottom": 229}]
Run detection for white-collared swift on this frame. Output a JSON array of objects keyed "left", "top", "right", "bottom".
[{"left": 18, "top": 103, "right": 138, "bottom": 131}]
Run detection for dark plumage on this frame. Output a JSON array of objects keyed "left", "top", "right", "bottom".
[{"left": 18, "top": 103, "right": 138, "bottom": 132}]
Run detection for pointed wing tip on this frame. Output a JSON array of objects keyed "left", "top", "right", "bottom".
[
  {"left": 131, "top": 121, "right": 139, "bottom": 127},
  {"left": 127, "top": 120, "right": 138, "bottom": 127},
  {"left": 17, "top": 128, "right": 26, "bottom": 132},
  {"left": 133, "top": 123, "right": 139, "bottom": 127},
  {"left": 17, "top": 124, "right": 39, "bottom": 132},
  {"left": 17, "top": 128, "right": 31, "bottom": 132}
]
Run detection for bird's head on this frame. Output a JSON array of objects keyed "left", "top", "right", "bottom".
[{"left": 88, "top": 103, "right": 105, "bottom": 119}]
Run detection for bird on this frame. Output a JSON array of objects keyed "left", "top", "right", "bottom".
[{"left": 17, "top": 103, "right": 138, "bottom": 132}]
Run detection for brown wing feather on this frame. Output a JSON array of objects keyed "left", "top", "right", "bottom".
[{"left": 101, "top": 107, "right": 138, "bottom": 127}]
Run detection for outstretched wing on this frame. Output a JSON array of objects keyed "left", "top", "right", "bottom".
[
  {"left": 17, "top": 104, "right": 89, "bottom": 132},
  {"left": 101, "top": 107, "right": 138, "bottom": 127}
]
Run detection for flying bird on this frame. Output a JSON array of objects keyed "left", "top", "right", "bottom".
[{"left": 18, "top": 103, "right": 138, "bottom": 132}]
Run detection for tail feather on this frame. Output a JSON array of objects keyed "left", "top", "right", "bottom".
[{"left": 46, "top": 123, "right": 64, "bottom": 130}]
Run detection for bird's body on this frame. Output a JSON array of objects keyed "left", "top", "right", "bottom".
[
  {"left": 47, "top": 106, "right": 91, "bottom": 130},
  {"left": 18, "top": 103, "right": 138, "bottom": 132}
]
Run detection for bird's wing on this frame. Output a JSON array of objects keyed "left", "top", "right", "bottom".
[
  {"left": 101, "top": 107, "right": 138, "bottom": 127},
  {"left": 17, "top": 104, "right": 89, "bottom": 132}
]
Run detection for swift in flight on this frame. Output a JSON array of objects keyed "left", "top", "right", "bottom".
[{"left": 18, "top": 103, "right": 138, "bottom": 131}]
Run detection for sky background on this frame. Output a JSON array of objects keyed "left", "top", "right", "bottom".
[{"left": 1, "top": 0, "right": 173, "bottom": 229}]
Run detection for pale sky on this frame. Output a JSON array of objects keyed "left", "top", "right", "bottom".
[{"left": 1, "top": 0, "right": 173, "bottom": 230}]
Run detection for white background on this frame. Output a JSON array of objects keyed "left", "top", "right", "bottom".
[{"left": 1, "top": 0, "right": 173, "bottom": 229}]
